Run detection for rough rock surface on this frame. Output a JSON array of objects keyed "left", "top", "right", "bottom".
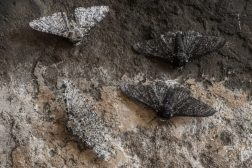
[{"left": 0, "top": 0, "right": 252, "bottom": 167}]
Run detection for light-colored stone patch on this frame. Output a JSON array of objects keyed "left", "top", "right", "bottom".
[{"left": 1, "top": 62, "right": 252, "bottom": 168}]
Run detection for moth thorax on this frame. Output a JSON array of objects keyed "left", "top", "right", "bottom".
[
  {"left": 157, "top": 106, "right": 174, "bottom": 118},
  {"left": 176, "top": 52, "right": 189, "bottom": 66},
  {"left": 68, "top": 28, "right": 84, "bottom": 45}
]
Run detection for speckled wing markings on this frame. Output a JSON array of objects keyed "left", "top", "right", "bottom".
[
  {"left": 133, "top": 31, "right": 226, "bottom": 66},
  {"left": 121, "top": 81, "right": 217, "bottom": 118},
  {"left": 75, "top": 6, "right": 109, "bottom": 30},
  {"left": 121, "top": 83, "right": 167, "bottom": 111},
  {"left": 29, "top": 12, "right": 69, "bottom": 37},
  {"left": 163, "top": 86, "right": 216, "bottom": 117},
  {"left": 180, "top": 31, "right": 226, "bottom": 58},
  {"left": 133, "top": 32, "right": 176, "bottom": 60},
  {"left": 64, "top": 82, "right": 115, "bottom": 160}
]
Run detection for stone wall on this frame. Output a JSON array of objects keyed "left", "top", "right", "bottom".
[{"left": 0, "top": 0, "right": 251, "bottom": 167}]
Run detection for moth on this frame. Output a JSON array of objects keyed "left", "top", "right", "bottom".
[
  {"left": 64, "top": 81, "right": 115, "bottom": 160},
  {"left": 29, "top": 6, "right": 109, "bottom": 46},
  {"left": 133, "top": 31, "right": 226, "bottom": 66},
  {"left": 121, "top": 81, "right": 217, "bottom": 118}
]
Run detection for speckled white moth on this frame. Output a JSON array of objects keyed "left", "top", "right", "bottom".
[{"left": 29, "top": 6, "right": 109, "bottom": 46}]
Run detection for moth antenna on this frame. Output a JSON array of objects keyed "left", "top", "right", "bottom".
[
  {"left": 74, "top": 14, "right": 81, "bottom": 28},
  {"left": 147, "top": 116, "right": 158, "bottom": 124},
  {"left": 60, "top": 0, "right": 71, "bottom": 16},
  {"left": 61, "top": 11, "right": 70, "bottom": 31},
  {"left": 167, "top": 120, "right": 176, "bottom": 128}
]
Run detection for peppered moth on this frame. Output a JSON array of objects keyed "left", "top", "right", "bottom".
[
  {"left": 64, "top": 81, "right": 115, "bottom": 160},
  {"left": 133, "top": 31, "right": 226, "bottom": 66},
  {"left": 121, "top": 81, "right": 217, "bottom": 118},
  {"left": 29, "top": 6, "right": 109, "bottom": 45}
]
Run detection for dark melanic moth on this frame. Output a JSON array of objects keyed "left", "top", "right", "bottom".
[
  {"left": 133, "top": 31, "right": 226, "bottom": 66},
  {"left": 121, "top": 81, "right": 217, "bottom": 118},
  {"left": 29, "top": 6, "right": 109, "bottom": 45}
]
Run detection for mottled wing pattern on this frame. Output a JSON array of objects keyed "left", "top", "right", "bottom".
[
  {"left": 64, "top": 82, "right": 114, "bottom": 160},
  {"left": 122, "top": 81, "right": 217, "bottom": 118},
  {"left": 75, "top": 6, "right": 109, "bottom": 31},
  {"left": 133, "top": 32, "right": 175, "bottom": 60},
  {"left": 133, "top": 31, "right": 225, "bottom": 65},
  {"left": 133, "top": 39, "right": 167, "bottom": 58},
  {"left": 29, "top": 12, "right": 69, "bottom": 37},
  {"left": 121, "top": 82, "right": 172, "bottom": 112},
  {"left": 164, "top": 86, "right": 217, "bottom": 117},
  {"left": 182, "top": 31, "right": 226, "bottom": 58}
]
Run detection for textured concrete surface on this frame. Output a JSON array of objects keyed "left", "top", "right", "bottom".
[{"left": 0, "top": 0, "right": 252, "bottom": 167}]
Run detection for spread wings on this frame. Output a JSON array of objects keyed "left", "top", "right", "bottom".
[
  {"left": 121, "top": 81, "right": 217, "bottom": 117},
  {"left": 133, "top": 31, "right": 225, "bottom": 64},
  {"left": 29, "top": 6, "right": 109, "bottom": 39}
]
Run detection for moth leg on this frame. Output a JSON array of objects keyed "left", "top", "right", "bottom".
[
  {"left": 175, "top": 32, "right": 189, "bottom": 66},
  {"left": 147, "top": 116, "right": 158, "bottom": 124},
  {"left": 166, "top": 120, "right": 176, "bottom": 128}
]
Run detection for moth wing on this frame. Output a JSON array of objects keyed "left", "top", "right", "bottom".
[
  {"left": 133, "top": 32, "right": 176, "bottom": 60},
  {"left": 29, "top": 12, "right": 69, "bottom": 37},
  {"left": 75, "top": 6, "right": 109, "bottom": 31},
  {"left": 165, "top": 86, "right": 217, "bottom": 117},
  {"left": 121, "top": 82, "right": 170, "bottom": 112},
  {"left": 182, "top": 31, "right": 226, "bottom": 57},
  {"left": 64, "top": 82, "right": 114, "bottom": 160}
]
